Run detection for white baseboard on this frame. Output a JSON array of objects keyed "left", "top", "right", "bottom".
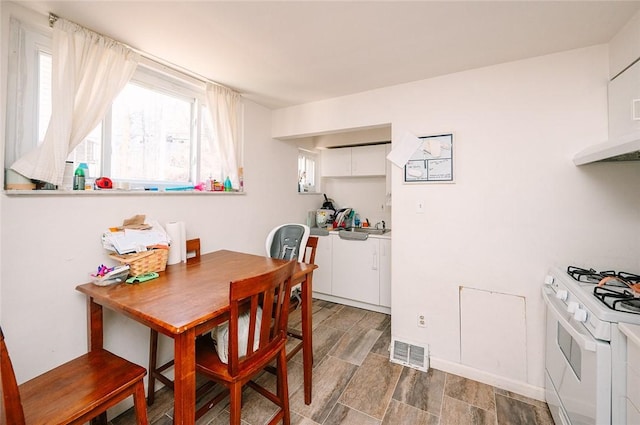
[
  {"left": 312, "top": 292, "right": 391, "bottom": 314},
  {"left": 430, "top": 357, "right": 546, "bottom": 402}
]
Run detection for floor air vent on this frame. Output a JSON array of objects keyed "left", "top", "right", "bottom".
[{"left": 389, "top": 339, "right": 429, "bottom": 372}]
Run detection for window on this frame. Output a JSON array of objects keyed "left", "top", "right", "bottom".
[
  {"left": 298, "top": 150, "right": 317, "bottom": 193},
  {"left": 6, "top": 18, "right": 238, "bottom": 189},
  {"left": 109, "top": 82, "right": 192, "bottom": 182}
]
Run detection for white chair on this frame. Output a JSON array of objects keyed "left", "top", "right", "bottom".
[
  {"left": 265, "top": 224, "right": 314, "bottom": 365},
  {"left": 265, "top": 223, "right": 310, "bottom": 263}
]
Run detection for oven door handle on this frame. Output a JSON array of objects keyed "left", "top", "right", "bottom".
[{"left": 542, "top": 288, "right": 597, "bottom": 352}]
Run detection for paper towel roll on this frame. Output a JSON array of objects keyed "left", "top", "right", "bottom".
[{"left": 166, "top": 221, "right": 186, "bottom": 265}]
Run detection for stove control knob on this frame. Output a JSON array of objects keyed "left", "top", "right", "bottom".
[
  {"left": 555, "top": 289, "right": 568, "bottom": 301},
  {"left": 574, "top": 308, "right": 588, "bottom": 323},
  {"left": 567, "top": 301, "right": 579, "bottom": 313},
  {"left": 544, "top": 275, "right": 555, "bottom": 285}
]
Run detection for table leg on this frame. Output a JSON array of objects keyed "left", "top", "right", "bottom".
[
  {"left": 301, "top": 273, "right": 313, "bottom": 405},
  {"left": 173, "top": 329, "right": 196, "bottom": 424},
  {"left": 87, "top": 297, "right": 107, "bottom": 425},
  {"left": 87, "top": 297, "right": 103, "bottom": 350}
]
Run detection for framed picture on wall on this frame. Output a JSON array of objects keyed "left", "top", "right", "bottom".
[{"left": 404, "top": 133, "right": 454, "bottom": 183}]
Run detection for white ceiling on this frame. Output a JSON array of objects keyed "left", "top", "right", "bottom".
[{"left": 15, "top": 1, "right": 640, "bottom": 109}]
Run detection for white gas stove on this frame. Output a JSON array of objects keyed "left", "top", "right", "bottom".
[{"left": 543, "top": 266, "right": 640, "bottom": 425}]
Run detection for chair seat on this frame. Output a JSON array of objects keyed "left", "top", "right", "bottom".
[{"left": 19, "top": 349, "right": 147, "bottom": 425}]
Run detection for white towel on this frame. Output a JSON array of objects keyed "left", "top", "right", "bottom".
[{"left": 212, "top": 306, "right": 263, "bottom": 364}]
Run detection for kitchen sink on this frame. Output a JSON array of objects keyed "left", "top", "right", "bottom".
[{"left": 345, "top": 227, "right": 390, "bottom": 235}]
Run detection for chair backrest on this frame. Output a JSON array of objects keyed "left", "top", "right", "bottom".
[
  {"left": 304, "top": 236, "right": 318, "bottom": 265},
  {"left": 0, "top": 327, "right": 26, "bottom": 425},
  {"left": 265, "top": 224, "right": 310, "bottom": 263},
  {"left": 186, "top": 238, "right": 201, "bottom": 263},
  {"left": 227, "top": 261, "right": 295, "bottom": 377}
]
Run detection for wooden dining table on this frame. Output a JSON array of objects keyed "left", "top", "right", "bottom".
[{"left": 76, "top": 249, "right": 317, "bottom": 425}]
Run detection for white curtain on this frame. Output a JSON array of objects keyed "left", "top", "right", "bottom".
[
  {"left": 11, "top": 18, "right": 139, "bottom": 186},
  {"left": 205, "top": 83, "right": 240, "bottom": 189}
]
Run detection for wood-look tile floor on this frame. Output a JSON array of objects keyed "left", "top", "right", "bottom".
[{"left": 112, "top": 300, "right": 554, "bottom": 425}]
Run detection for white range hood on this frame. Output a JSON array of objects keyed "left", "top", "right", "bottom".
[
  {"left": 573, "top": 131, "right": 640, "bottom": 165},
  {"left": 574, "top": 59, "right": 640, "bottom": 165}
]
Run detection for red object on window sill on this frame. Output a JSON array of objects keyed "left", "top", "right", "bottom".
[{"left": 95, "top": 177, "right": 113, "bottom": 189}]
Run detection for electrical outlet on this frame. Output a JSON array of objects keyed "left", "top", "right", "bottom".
[{"left": 417, "top": 313, "right": 427, "bottom": 328}]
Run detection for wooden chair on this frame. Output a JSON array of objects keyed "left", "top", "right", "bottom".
[
  {"left": 186, "top": 238, "right": 201, "bottom": 262},
  {"left": 264, "top": 235, "right": 317, "bottom": 384},
  {"left": 147, "top": 238, "right": 203, "bottom": 405},
  {"left": 285, "top": 236, "right": 318, "bottom": 360},
  {"left": 0, "top": 326, "right": 148, "bottom": 425},
  {"left": 195, "top": 261, "right": 295, "bottom": 424},
  {"left": 264, "top": 223, "right": 312, "bottom": 350},
  {"left": 304, "top": 235, "right": 319, "bottom": 265}
]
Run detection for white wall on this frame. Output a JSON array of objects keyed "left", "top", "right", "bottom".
[
  {"left": 273, "top": 45, "right": 640, "bottom": 398},
  {"left": 0, "top": 2, "right": 321, "bottom": 393},
  {"left": 322, "top": 176, "right": 390, "bottom": 226}
]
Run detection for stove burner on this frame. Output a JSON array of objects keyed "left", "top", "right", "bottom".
[
  {"left": 594, "top": 286, "right": 640, "bottom": 315},
  {"left": 567, "top": 266, "right": 640, "bottom": 287},
  {"left": 621, "top": 299, "right": 640, "bottom": 313},
  {"left": 567, "top": 266, "right": 603, "bottom": 283},
  {"left": 618, "top": 271, "right": 640, "bottom": 284}
]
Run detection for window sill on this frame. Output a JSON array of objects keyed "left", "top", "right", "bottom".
[
  {"left": 4, "top": 189, "right": 247, "bottom": 197},
  {"left": 298, "top": 191, "right": 322, "bottom": 196}
]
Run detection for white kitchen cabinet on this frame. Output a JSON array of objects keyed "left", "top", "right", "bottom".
[
  {"left": 312, "top": 232, "right": 391, "bottom": 313},
  {"left": 321, "top": 148, "right": 352, "bottom": 177},
  {"left": 379, "top": 238, "right": 391, "bottom": 308},
  {"left": 352, "top": 145, "right": 387, "bottom": 176},
  {"left": 608, "top": 59, "right": 640, "bottom": 141},
  {"left": 620, "top": 323, "right": 640, "bottom": 423},
  {"left": 331, "top": 236, "right": 380, "bottom": 305},
  {"left": 609, "top": 12, "right": 640, "bottom": 79},
  {"left": 312, "top": 234, "right": 332, "bottom": 295},
  {"left": 321, "top": 144, "right": 388, "bottom": 177}
]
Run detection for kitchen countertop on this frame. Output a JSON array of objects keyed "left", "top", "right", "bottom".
[
  {"left": 619, "top": 323, "right": 640, "bottom": 347},
  {"left": 310, "top": 227, "right": 391, "bottom": 239}
]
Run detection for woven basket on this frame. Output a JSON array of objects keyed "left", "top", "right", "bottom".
[{"left": 109, "top": 249, "right": 169, "bottom": 276}]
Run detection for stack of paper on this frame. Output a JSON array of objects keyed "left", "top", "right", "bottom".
[{"left": 102, "top": 220, "right": 170, "bottom": 254}]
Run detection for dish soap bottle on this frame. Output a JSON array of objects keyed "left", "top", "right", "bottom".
[
  {"left": 224, "top": 176, "right": 232, "bottom": 192},
  {"left": 73, "top": 164, "right": 85, "bottom": 190}
]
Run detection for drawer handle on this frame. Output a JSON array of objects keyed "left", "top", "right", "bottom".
[{"left": 543, "top": 288, "right": 596, "bottom": 352}]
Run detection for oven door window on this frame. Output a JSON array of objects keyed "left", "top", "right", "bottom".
[{"left": 557, "top": 323, "right": 582, "bottom": 379}]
